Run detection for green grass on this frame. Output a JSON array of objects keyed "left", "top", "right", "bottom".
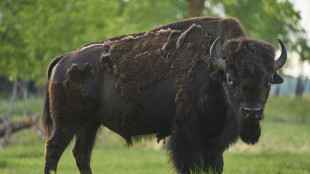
[
  {"left": 229, "top": 121, "right": 310, "bottom": 153},
  {"left": 224, "top": 152, "right": 310, "bottom": 174},
  {"left": 1, "top": 123, "right": 309, "bottom": 174},
  {"left": 264, "top": 95, "right": 310, "bottom": 123},
  {"left": 0, "top": 96, "right": 43, "bottom": 119},
  {"left": 0, "top": 145, "right": 172, "bottom": 174},
  {"left": 0, "top": 95, "right": 310, "bottom": 173}
]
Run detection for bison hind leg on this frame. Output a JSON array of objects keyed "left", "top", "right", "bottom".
[
  {"left": 44, "top": 127, "right": 75, "bottom": 174},
  {"left": 72, "top": 122, "right": 101, "bottom": 174}
]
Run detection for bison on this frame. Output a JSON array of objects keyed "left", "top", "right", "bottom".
[{"left": 43, "top": 17, "right": 287, "bottom": 174}]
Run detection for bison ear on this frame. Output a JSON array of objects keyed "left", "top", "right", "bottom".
[
  {"left": 272, "top": 73, "right": 284, "bottom": 84},
  {"left": 210, "top": 70, "right": 225, "bottom": 82}
]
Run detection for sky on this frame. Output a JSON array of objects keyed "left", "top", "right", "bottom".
[
  {"left": 284, "top": 0, "right": 310, "bottom": 78},
  {"left": 292, "top": 0, "right": 310, "bottom": 36}
]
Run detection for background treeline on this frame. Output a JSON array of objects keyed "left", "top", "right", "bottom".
[
  {"left": 0, "top": 0, "right": 309, "bottom": 98},
  {"left": 0, "top": 1, "right": 310, "bottom": 173}
]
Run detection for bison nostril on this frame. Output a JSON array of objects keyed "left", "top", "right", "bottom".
[
  {"left": 241, "top": 107, "right": 263, "bottom": 120},
  {"left": 255, "top": 108, "right": 263, "bottom": 120},
  {"left": 241, "top": 108, "right": 250, "bottom": 118}
]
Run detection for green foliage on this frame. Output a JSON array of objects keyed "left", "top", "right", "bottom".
[
  {"left": 1, "top": 0, "right": 308, "bottom": 85},
  {"left": 0, "top": 0, "right": 187, "bottom": 85},
  {"left": 206, "top": 0, "right": 302, "bottom": 47},
  {"left": 204, "top": 0, "right": 310, "bottom": 82},
  {"left": 293, "top": 37, "right": 310, "bottom": 63}
]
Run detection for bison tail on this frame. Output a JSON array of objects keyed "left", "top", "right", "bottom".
[
  {"left": 42, "top": 53, "right": 68, "bottom": 140},
  {"left": 42, "top": 79, "right": 53, "bottom": 140}
]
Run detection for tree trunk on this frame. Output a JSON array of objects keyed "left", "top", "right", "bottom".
[
  {"left": 295, "top": 77, "right": 308, "bottom": 98},
  {"left": 8, "top": 76, "right": 19, "bottom": 116},
  {"left": 302, "top": 78, "right": 308, "bottom": 96},
  {"left": 188, "top": 0, "right": 205, "bottom": 18},
  {"left": 22, "top": 81, "right": 29, "bottom": 119},
  {"left": 295, "top": 61, "right": 308, "bottom": 98},
  {"left": 1, "top": 76, "right": 19, "bottom": 148},
  {"left": 275, "top": 85, "right": 280, "bottom": 97},
  {"left": 295, "top": 77, "right": 302, "bottom": 97}
]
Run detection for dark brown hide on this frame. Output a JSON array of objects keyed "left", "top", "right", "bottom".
[
  {"left": 223, "top": 37, "right": 275, "bottom": 102},
  {"left": 97, "top": 24, "right": 211, "bottom": 144},
  {"left": 49, "top": 64, "right": 99, "bottom": 131},
  {"left": 43, "top": 17, "right": 284, "bottom": 174}
]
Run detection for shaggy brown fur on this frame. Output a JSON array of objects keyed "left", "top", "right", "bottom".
[
  {"left": 100, "top": 24, "right": 211, "bottom": 108},
  {"left": 43, "top": 17, "right": 286, "bottom": 174},
  {"left": 152, "top": 17, "right": 245, "bottom": 56},
  {"left": 49, "top": 64, "right": 99, "bottom": 132},
  {"left": 223, "top": 37, "right": 275, "bottom": 102},
  {"left": 101, "top": 29, "right": 171, "bottom": 105}
]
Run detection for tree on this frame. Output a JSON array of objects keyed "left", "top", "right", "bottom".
[
  {"left": 293, "top": 37, "right": 310, "bottom": 97},
  {"left": 0, "top": 0, "right": 188, "bottom": 147},
  {"left": 0, "top": 0, "right": 187, "bottom": 85},
  {"left": 188, "top": 0, "right": 205, "bottom": 17},
  {"left": 203, "top": 0, "right": 305, "bottom": 95},
  {"left": 0, "top": 0, "right": 307, "bottom": 146},
  {"left": 204, "top": 0, "right": 301, "bottom": 45}
]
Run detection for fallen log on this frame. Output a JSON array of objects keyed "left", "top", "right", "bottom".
[{"left": 0, "top": 114, "right": 41, "bottom": 148}]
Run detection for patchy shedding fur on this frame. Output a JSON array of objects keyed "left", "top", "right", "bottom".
[
  {"left": 49, "top": 64, "right": 99, "bottom": 132},
  {"left": 43, "top": 17, "right": 285, "bottom": 174},
  {"left": 100, "top": 24, "right": 211, "bottom": 110},
  {"left": 175, "top": 85, "right": 192, "bottom": 115},
  {"left": 101, "top": 30, "right": 171, "bottom": 105},
  {"left": 100, "top": 53, "right": 113, "bottom": 72}
]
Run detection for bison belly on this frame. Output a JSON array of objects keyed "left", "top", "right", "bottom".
[{"left": 98, "top": 71, "right": 176, "bottom": 140}]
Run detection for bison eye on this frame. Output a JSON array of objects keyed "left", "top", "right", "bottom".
[{"left": 227, "top": 74, "right": 234, "bottom": 86}]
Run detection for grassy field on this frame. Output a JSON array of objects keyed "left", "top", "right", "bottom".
[{"left": 0, "top": 95, "right": 310, "bottom": 174}]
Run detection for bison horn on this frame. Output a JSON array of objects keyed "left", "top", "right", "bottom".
[
  {"left": 210, "top": 37, "right": 225, "bottom": 70},
  {"left": 275, "top": 39, "right": 287, "bottom": 70}
]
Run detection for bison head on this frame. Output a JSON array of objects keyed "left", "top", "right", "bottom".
[{"left": 209, "top": 37, "right": 287, "bottom": 144}]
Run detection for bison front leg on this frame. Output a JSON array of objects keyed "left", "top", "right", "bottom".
[
  {"left": 72, "top": 122, "right": 100, "bottom": 174},
  {"left": 168, "top": 128, "right": 204, "bottom": 174},
  {"left": 202, "top": 151, "right": 224, "bottom": 174}
]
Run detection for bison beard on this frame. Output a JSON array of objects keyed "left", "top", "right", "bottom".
[
  {"left": 239, "top": 122, "right": 261, "bottom": 145},
  {"left": 42, "top": 17, "right": 286, "bottom": 174}
]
